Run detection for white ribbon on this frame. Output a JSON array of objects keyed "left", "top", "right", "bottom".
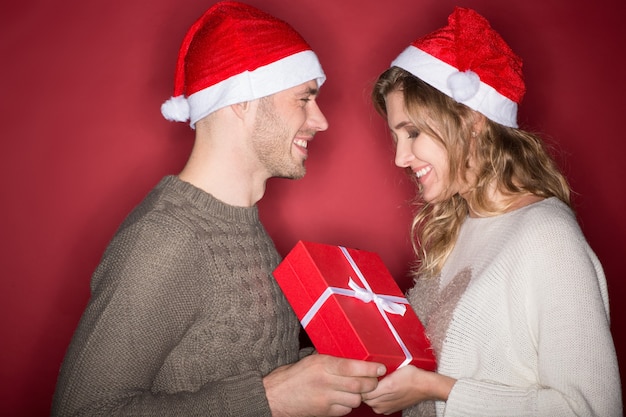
[{"left": 300, "top": 246, "right": 413, "bottom": 369}]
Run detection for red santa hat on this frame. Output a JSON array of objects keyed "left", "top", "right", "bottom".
[
  {"left": 391, "top": 7, "right": 525, "bottom": 128},
  {"left": 161, "top": 1, "right": 326, "bottom": 128}
]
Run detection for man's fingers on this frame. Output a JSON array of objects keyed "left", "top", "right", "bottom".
[{"left": 323, "top": 355, "right": 386, "bottom": 378}]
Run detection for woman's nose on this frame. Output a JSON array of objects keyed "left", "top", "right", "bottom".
[{"left": 394, "top": 140, "right": 414, "bottom": 168}]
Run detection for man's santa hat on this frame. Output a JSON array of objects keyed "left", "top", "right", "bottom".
[
  {"left": 391, "top": 7, "right": 525, "bottom": 128},
  {"left": 161, "top": 1, "right": 326, "bottom": 128}
]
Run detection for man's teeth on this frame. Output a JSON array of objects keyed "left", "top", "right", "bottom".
[
  {"left": 415, "top": 166, "right": 431, "bottom": 178},
  {"left": 294, "top": 139, "right": 308, "bottom": 149}
]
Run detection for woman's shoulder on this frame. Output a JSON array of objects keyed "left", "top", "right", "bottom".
[
  {"left": 512, "top": 197, "right": 601, "bottom": 269},
  {"left": 512, "top": 197, "right": 579, "bottom": 235}
]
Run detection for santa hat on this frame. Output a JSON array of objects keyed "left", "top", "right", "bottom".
[
  {"left": 391, "top": 7, "right": 525, "bottom": 128},
  {"left": 161, "top": 1, "right": 326, "bottom": 128}
]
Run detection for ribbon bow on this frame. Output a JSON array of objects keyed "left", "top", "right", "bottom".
[{"left": 348, "top": 278, "right": 407, "bottom": 316}]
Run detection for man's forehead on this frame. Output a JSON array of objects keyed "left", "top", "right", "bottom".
[
  {"left": 292, "top": 80, "right": 320, "bottom": 95},
  {"left": 265, "top": 80, "right": 319, "bottom": 102}
]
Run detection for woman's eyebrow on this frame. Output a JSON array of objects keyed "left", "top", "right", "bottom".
[{"left": 393, "top": 120, "right": 411, "bottom": 130}]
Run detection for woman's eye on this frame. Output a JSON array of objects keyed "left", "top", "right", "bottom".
[{"left": 408, "top": 130, "right": 419, "bottom": 139}]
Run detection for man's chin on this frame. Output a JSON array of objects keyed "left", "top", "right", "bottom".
[
  {"left": 274, "top": 168, "right": 306, "bottom": 180},
  {"left": 280, "top": 173, "right": 305, "bottom": 181}
]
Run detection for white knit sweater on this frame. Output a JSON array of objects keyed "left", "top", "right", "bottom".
[{"left": 407, "top": 198, "right": 622, "bottom": 417}]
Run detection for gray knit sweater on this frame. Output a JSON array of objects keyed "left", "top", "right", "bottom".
[{"left": 52, "top": 175, "right": 301, "bottom": 416}]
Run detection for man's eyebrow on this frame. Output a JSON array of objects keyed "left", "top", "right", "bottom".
[{"left": 298, "top": 86, "right": 319, "bottom": 96}]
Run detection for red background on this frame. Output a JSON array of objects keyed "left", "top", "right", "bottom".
[{"left": 1, "top": 0, "right": 624, "bottom": 415}]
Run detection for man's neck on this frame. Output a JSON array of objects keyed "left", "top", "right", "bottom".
[{"left": 178, "top": 139, "right": 268, "bottom": 208}]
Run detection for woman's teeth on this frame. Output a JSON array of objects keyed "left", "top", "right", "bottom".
[{"left": 415, "top": 166, "right": 431, "bottom": 179}]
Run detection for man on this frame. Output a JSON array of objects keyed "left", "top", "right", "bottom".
[{"left": 51, "top": 2, "right": 384, "bottom": 416}]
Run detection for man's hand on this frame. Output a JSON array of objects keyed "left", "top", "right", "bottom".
[{"left": 263, "top": 354, "right": 386, "bottom": 417}]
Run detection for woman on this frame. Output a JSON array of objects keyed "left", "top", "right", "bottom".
[{"left": 363, "top": 7, "right": 622, "bottom": 417}]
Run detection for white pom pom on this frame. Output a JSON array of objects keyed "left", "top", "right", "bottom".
[
  {"left": 160, "top": 95, "right": 190, "bottom": 122},
  {"left": 447, "top": 70, "right": 480, "bottom": 102}
]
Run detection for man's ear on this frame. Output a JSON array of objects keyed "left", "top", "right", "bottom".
[{"left": 230, "top": 100, "right": 252, "bottom": 121}]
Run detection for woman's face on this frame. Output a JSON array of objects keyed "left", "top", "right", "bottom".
[{"left": 385, "top": 90, "right": 453, "bottom": 203}]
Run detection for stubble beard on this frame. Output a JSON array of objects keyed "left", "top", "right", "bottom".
[{"left": 251, "top": 99, "right": 306, "bottom": 180}]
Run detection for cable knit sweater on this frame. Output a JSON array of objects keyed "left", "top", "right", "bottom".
[
  {"left": 52, "top": 175, "right": 301, "bottom": 416},
  {"left": 406, "top": 198, "right": 622, "bottom": 417}
]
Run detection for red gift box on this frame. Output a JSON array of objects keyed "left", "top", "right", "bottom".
[{"left": 273, "top": 241, "right": 436, "bottom": 374}]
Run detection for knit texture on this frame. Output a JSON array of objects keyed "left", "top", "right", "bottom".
[
  {"left": 52, "top": 176, "right": 300, "bottom": 416},
  {"left": 405, "top": 198, "right": 622, "bottom": 417}
]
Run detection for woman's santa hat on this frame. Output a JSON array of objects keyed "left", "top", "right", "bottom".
[
  {"left": 391, "top": 7, "right": 525, "bottom": 128},
  {"left": 161, "top": 1, "right": 326, "bottom": 128}
]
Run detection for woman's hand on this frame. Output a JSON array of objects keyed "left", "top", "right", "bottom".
[{"left": 361, "top": 365, "right": 455, "bottom": 415}]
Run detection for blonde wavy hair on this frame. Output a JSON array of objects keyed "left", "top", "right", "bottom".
[{"left": 372, "top": 67, "right": 571, "bottom": 279}]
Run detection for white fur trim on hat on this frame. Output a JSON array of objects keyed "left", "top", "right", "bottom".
[
  {"left": 392, "top": 46, "right": 518, "bottom": 128},
  {"left": 163, "top": 50, "right": 325, "bottom": 129}
]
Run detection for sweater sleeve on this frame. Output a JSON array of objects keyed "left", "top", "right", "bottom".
[
  {"left": 442, "top": 208, "right": 622, "bottom": 417},
  {"left": 51, "top": 217, "right": 272, "bottom": 416}
]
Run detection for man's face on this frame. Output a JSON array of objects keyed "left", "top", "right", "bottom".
[{"left": 251, "top": 80, "right": 328, "bottom": 179}]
